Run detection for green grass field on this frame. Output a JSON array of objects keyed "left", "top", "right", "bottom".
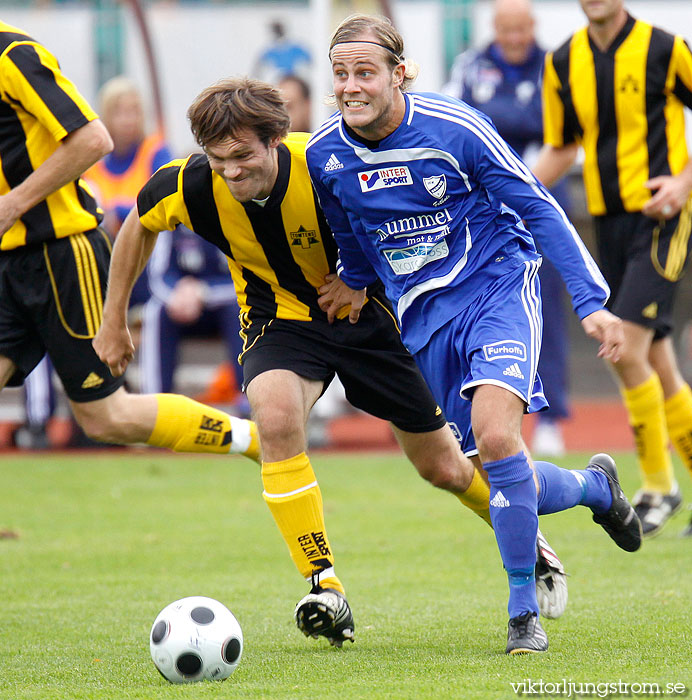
[{"left": 1, "top": 449, "right": 690, "bottom": 699}]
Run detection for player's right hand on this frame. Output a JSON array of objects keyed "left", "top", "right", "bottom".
[
  {"left": 581, "top": 308, "right": 624, "bottom": 363},
  {"left": 318, "top": 273, "right": 367, "bottom": 324},
  {"left": 92, "top": 322, "right": 135, "bottom": 377}
]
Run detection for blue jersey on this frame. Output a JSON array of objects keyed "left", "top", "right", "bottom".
[{"left": 306, "top": 92, "right": 608, "bottom": 354}]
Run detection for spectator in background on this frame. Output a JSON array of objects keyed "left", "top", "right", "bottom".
[
  {"left": 139, "top": 226, "right": 245, "bottom": 410},
  {"left": 443, "top": 0, "right": 570, "bottom": 456},
  {"left": 85, "top": 76, "right": 173, "bottom": 331},
  {"left": 534, "top": 0, "right": 692, "bottom": 537},
  {"left": 254, "top": 20, "right": 311, "bottom": 85},
  {"left": 278, "top": 75, "right": 312, "bottom": 132}
]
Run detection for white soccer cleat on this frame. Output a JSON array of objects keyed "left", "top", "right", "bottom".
[
  {"left": 535, "top": 529, "right": 568, "bottom": 619},
  {"left": 294, "top": 585, "right": 354, "bottom": 648},
  {"left": 631, "top": 485, "right": 682, "bottom": 537}
]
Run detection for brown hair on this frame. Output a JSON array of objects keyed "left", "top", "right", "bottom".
[
  {"left": 187, "top": 77, "right": 290, "bottom": 147},
  {"left": 329, "top": 13, "right": 419, "bottom": 91}
]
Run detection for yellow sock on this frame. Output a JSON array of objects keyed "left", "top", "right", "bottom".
[
  {"left": 148, "top": 393, "right": 260, "bottom": 462},
  {"left": 621, "top": 374, "right": 674, "bottom": 493},
  {"left": 262, "top": 453, "right": 344, "bottom": 594},
  {"left": 455, "top": 468, "right": 492, "bottom": 526},
  {"left": 664, "top": 383, "right": 692, "bottom": 476}
]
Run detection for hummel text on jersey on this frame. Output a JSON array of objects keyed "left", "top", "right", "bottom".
[
  {"left": 324, "top": 154, "right": 343, "bottom": 171},
  {"left": 376, "top": 209, "right": 453, "bottom": 241}
]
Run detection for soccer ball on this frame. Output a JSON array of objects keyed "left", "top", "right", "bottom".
[{"left": 149, "top": 596, "right": 243, "bottom": 683}]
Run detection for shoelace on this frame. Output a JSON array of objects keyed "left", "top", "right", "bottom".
[
  {"left": 309, "top": 568, "right": 324, "bottom": 593},
  {"left": 510, "top": 613, "right": 534, "bottom": 636}
]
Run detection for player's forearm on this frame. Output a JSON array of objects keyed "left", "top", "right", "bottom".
[
  {"left": 103, "top": 208, "right": 158, "bottom": 322},
  {"left": 4, "top": 120, "right": 112, "bottom": 220},
  {"left": 532, "top": 143, "right": 578, "bottom": 189}
]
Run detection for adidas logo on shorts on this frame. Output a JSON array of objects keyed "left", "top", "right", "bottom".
[
  {"left": 81, "top": 371, "right": 104, "bottom": 389},
  {"left": 503, "top": 362, "right": 524, "bottom": 380},
  {"left": 324, "top": 153, "right": 344, "bottom": 171}
]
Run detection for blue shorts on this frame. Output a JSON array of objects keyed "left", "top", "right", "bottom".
[{"left": 413, "top": 260, "right": 548, "bottom": 456}]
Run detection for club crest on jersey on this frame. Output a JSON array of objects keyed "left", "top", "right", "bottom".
[
  {"left": 482, "top": 340, "right": 527, "bottom": 362},
  {"left": 358, "top": 166, "right": 412, "bottom": 192},
  {"left": 423, "top": 174, "right": 449, "bottom": 205},
  {"left": 290, "top": 225, "right": 319, "bottom": 249}
]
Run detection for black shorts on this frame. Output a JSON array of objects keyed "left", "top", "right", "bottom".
[
  {"left": 240, "top": 295, "right": 446, "bottom": 433},
  {"left": 0, "top": 229, "right": 125, "bottom": 402},
  {"left": 594, "top": 205, "right": 692, "bottom": 339}
]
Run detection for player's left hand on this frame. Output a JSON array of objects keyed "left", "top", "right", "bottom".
[
  {"left": 581, "top": 309, "right": 624, "bottom": 363},
  {"left": 318, "top": 273, "right": 366, "bottom": 324},
  {"left": 93, "top": 320, "right": 135, "bottom": 377},
  {"left": 642, "top": 175, "right": 691, "bottom": 220},
  {"left": 0, "top": 192, "right": 22, "bottom": 237}
]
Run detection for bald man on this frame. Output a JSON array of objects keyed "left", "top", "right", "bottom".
[{"left": 443, "top": 0, "right": 572, "bottom": 458}]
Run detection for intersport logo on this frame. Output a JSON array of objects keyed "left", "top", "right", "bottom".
[{"left": 358, "top": 166, "right": 412, "bottom": 192}]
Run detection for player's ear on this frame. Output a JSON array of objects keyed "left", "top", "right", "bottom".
[
  {"left": 268, "top": 134, "right": 284, "bottom": 149},
  {"left": 392, "top": 63, "right": 405, "bottom": 89}
]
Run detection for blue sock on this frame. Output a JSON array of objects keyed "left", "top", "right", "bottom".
[
  {"left": 535, "top": 461, "right": 612, "bottom": 514},
  {"left": 486, "top": 452, "right": 539, "bottom": 618}
]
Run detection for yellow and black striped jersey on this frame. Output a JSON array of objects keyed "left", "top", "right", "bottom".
[
  {"left": 0, "top": 22, "right": 102, "bottom": 251},
  {"left": 543, "top": 14, "right": 692, "bottom": 216},
  {"left": 137, "top": 132, "right": 348, "bottom": 326}
]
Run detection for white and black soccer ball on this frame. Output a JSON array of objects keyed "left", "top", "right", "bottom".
[{"left": 149, "top": 596, "right": 243, "bottom": 683}]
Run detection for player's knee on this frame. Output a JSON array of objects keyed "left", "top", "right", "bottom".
[
  {"left": 72, "top": 393, "right": 137, "bottom": 444},
  {"left": 254, "top": 408, "right": 305, "bottom": 454},
  {"left": 75, "top": 413, "right": 124, "bottom": 444},
  {"left": 413, "top": 449, "right": 473, "bottom": 492},
  {"left": 424, "top": 463, "right": 464, "bottom": 491},
  {"left": 475, "top": 428, "right": 520, "bottom": 464}
]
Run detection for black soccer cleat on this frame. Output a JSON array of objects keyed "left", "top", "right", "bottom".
[
  {"left": 294, "top": 583, "right": 354, "bottom": 648},
  {"left": 586, "top": 453, "right": 642, "bottom": 552},
  {"left": 506, "top": 612, "right": 548, "bottom": 655}
]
